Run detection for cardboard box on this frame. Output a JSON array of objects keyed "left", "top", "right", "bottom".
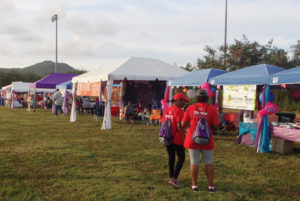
[{"left": 271, "top": 135, "right": 294, "bottom": 154}]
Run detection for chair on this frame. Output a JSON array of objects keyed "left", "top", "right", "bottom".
[
  {"left": 149, "top": 108, "right": 162, "bottom": 126},
  {"left": 217, "top": 113, "right": 236, "bottom": 134}
]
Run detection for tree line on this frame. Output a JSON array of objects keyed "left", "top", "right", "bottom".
[
  {"left": 0, "top": 70, "right": 86, "bottom": 88},
  {"left": 0, "top": 71, "right": 41, "bottom": 88},
  {"left": 181, "top": 35, "right": 300, "bottom": 72}
]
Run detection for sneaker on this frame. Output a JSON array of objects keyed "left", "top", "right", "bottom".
[
  {"left": 208, "top": 186, "right": 216, "bottom": 193},
  {"left": 168, "top": 178, "right": 180, "bottom": 188},
  {"left": 191, "top": 186, "right": 198, "bottom": 192}
]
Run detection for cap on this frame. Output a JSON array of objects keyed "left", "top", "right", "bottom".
[
  {"left": 173, "top": 93, "right": 190, "bottom": 102},
  {"left": 196, "top": 89, "right": 208, "bottom": 97}
]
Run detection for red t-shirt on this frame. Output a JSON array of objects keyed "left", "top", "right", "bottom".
[
  {"left": 182, "top": 103, "right": 220, "bottom": 150},
  {"left": 162, "top": 105, "right": 184, "bottom": 146},
  {"left": 137, "top": 106, "right": 144, "bottom": 113}
]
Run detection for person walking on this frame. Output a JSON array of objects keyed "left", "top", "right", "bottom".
[
  {"left": 181, "top": 89, "right": 220, "bottom": 192},
  {"left": 162, "top": 93, "right": 189, "bottom": 188},
  {"left": 53, "top": 89, "right": 64, "bottom": 116}
]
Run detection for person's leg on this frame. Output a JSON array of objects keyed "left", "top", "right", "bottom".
[
  {"left": 173, "top": 144, "right": 185, "bottom": 179},
  {"left": 140, "top": 113, "right": 144, "bottom": 121},
  {"left": 205, "top": 164, "right": 214, "bottom": 186},
  {"left": 59, "top": 105, "right": 64, "bottom": 115},
  {"left": 125, "top": 113, "right": 130, "bottom": 123},
  {"left": 166, "top": 144, "right": 175, "bottom": 178},
  {"left": 201, "top": 150, "right": 214, "bottom": 187},
  {"left": 188, "top": 149, "right": 200, "bottom": 186},
  {"left": 55, "top": 104, "right": 58, "bottom": 115}
]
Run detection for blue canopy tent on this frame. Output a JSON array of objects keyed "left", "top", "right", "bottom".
[
  {"left": 209, "top": 64, "right": 286, "bottom": 153},
  {"left": 168, "top": 68, "right": 227, "bottom": 86},
  {"left": 210, "top": 64, "right": 285, "bottom": 85},
  {"left": 56, "top": 81, "right": 72, "bottom": 89},
  {"left": 270, "top": 66, "right": 300, "bottom": 84}
]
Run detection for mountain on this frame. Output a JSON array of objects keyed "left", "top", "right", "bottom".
[{"left": 0, "top": 61, "right": 78, "bottom": 76}]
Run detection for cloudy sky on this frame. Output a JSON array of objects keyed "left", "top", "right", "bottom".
[{"left": 0, "top": 0, "right": 299, "bottom": 71}]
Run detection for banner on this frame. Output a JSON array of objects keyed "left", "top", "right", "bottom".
[
  {"left": 223, "top": 85, "right": 256, "bottom": 110},
  {"left": 77, "top": 82, "right": 101, "bottom": 96},
  {"left": 103, "top": 87, "right": 120, "bottom": 102},
  {"left": 76, "top": 82, "right": 120, "bottom": 102}
]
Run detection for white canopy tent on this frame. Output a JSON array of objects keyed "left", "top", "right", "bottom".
[
  {"left": 11, "top": 82, "right": 31, "bottom": 92},
  {"left": 1, "top": 82, "right": 32, "bottom": 108},
  {"left": 70, "top": 57, "right": 188, "bottom": 129}
]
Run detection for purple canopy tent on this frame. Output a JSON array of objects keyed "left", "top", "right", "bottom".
[
  {"left": 30, "top": 73, "right": 78, "bottom": 89},
  {"left": 30, "top": 73, "right": 78, "bottom": 113}
]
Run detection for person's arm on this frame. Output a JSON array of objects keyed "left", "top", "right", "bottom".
[
  {"left": 211, "top": 107, "right": 220, "bottom": 133},
  {"left": 212, "top": 124, "right": 219, "bottom": 134},
  {"left": 181, "top": 106, "right": 190, "bottom": 129},
  {"left": 177, "top": 122, "right": 186, "bottom": 141}
]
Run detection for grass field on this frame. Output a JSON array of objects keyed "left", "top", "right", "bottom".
[{"left": 0, "top": 107, "right": 299, "bottom": 201}]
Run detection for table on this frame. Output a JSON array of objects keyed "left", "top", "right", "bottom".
[
  {"left": 237, "top": 122, "right": 258, "bottom": 146},
  {"left": 269, "top": 125, "right": 300, "bottom": 154},
  {"left": 239, "top": 122, "right": 258, "bottom": 140},
  {"left": 269, "top": 126, "right": 300, "bottom": 142}
]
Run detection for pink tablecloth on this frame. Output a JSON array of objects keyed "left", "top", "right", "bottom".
[{"left": 270, "top": 126, "right": 300, "bottom": 142}]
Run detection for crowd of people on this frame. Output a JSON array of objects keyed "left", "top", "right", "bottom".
[{"left": 122, "top": 101, "right": 162, "bottom": 125}]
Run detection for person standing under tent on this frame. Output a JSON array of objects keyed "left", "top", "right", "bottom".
[
  {"left": 162, "top": 93, "right": 189, "bottom": 188},
  {"left": 53, "top": 89, "right": 64, "bottom": 116},
  {"left": 181, "top": 89, "right": 220, "bottom": 193}
]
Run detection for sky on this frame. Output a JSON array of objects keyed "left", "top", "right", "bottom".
[{"left": 0, "top": 0, "right": 299, "bottom": 72}]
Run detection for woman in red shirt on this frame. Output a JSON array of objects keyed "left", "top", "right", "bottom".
[
  {"left": 162, "top": 93, "right": 189, "bottom": 188},
  {"left": 182, "top": 89, "right": 220, "bottom": 193}
]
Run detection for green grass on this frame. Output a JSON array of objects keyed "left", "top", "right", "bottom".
[{"left": 0, "top": 107, "right": 299, "bottom": 201}]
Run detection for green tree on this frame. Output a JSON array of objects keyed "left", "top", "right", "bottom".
[
  {"left": 180, "top": 62, "right": 195, "bottom": 72},
  {"left": 197, "top": 46, "right": 224, "bottom": 70},
  {"left": 290, "top": 40, "right": 300, "bottom": 66},
  {"left": 67, "top": 69, "right": 87, "bottom": 75},
  {"left": 0, "top": 71, "right": 41, "bottom": 88},
  {"left": 196, "top": 35, "right": 294, "bottom": 71}
]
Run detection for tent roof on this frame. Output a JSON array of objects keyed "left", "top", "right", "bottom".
[
  {"left": 1, "top": 84, "right": 12, "bottom": 90},
  {"left": 11, "top": 82, "right": 32, "bottom": 92},
  {"left": 169, "top": 68, "right": 227, "bottom": 86},
  {"left": 30, "top": 73, "right": 78, "bottom": 89},
  {"left": 270, "top": 66, "right": 300, "bottom": 84},
  {"left": 56, "top": 81, "right": 72, "bottom": 89},
  {"left": 72, "top": 57, "right": 188, "bottom": 83},
  {"left": 210, "top": 64, "right": 285, "bottom": 85}
]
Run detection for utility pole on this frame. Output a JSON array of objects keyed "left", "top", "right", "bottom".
[
  {"left": 224, "top": 0, "right": 228, "bottom": 69},
  {"left": 51, "top": 14, "right": 58, "bottom": 73}
]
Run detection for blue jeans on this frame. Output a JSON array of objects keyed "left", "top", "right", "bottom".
[{"left": 55, "top": 105, "right": 64, "bottom": 115}]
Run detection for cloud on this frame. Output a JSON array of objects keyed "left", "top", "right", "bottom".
[
  {"left": 1, "top": 0, "right": 300, "bottom": 71},
  {"left": 0, "top": 0, "right": 16, "bottom": 17}
]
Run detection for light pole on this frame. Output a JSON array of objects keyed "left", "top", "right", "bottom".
[
  {"left": 224, "top": 0, "right": 228, "bottom": 69},
  {"left": 51, "top": 14, "right": 58, "bottom": 73}
]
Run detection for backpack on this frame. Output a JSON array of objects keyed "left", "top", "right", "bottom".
[
  {"left": 158, "top": 108, "right": 176, "bottom": 146},
  {"left": 191, "top": 105, "right": 211, "bottom": 145}
]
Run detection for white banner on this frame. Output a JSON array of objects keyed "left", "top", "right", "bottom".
[{"left": 223, "top": 85, "right": 256, "bottom": 110}]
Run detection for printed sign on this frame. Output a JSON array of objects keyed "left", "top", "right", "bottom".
[
  {"left": 223, "top": 85, "right": 256, "bottom": 110},
  {"left": 76, "top": 82, "right": 120, "bottom": 101},
  {"left": 103, "top": 87, "right": 120, "bottom": 102},
  {"left": 77, "top": 82, "right": 101, "bottom": 96}
]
